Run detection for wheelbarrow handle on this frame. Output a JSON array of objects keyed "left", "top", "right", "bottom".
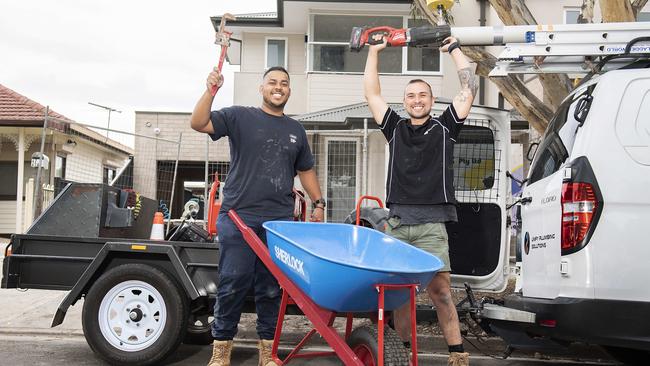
[
  {"left": 355, "top": 195, "right": 384, "bottom": 226},
  {"left": 226, "top": 209, "right": 364, "bottom": 365}
]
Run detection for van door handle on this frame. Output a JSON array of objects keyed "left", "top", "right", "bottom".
[{"left": 521, "top": 196, "right": 532, "bottom": 205}]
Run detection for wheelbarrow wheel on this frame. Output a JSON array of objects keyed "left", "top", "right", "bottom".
[
  {"left": 347, "top": 325, "right": 410, "bottom": 366},
  {"left": 183, "top": 313, "right": 215, "bottom": 345}
]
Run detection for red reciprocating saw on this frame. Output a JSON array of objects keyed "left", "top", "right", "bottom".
[{"left": 349, "top": 25, "right": 451, "bottom": 52}]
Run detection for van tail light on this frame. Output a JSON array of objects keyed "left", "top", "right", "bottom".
[
  {"left": 4, "top": 245, "right": 11, "bottom": 257},
  {"left": 561, "top": 182, "right": 598, "bottom": 252},
  {"left": 539, "top": 319, "right": 557, "bottom": 328},
  {"left": 560, "top": 157, "right": 602, "bottom": 255}
]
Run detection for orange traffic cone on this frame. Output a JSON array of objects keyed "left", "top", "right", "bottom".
[{"left": 150, "top": 212, "right": 165, "bottom": 240}]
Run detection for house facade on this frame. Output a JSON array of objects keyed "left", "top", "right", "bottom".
[
  {"left": 0, "top": 84, "right": 133, "bottom": 235},
  {"left": 132, "top": 0, "right": 650, "bottom": 223},
  {"left": 219, "top": 0, "right": 648, "bottom": 115}
]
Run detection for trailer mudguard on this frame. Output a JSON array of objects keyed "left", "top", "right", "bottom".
[{"left": 51, "top": 241, "right": 200, "bottom": 327}]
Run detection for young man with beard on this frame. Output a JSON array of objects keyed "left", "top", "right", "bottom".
[
  {"left": 364, "top": 36, "right": 477, "bottom": 366},
  {"left": 190, "top": 66, "right": 325, "bottom": 366}
]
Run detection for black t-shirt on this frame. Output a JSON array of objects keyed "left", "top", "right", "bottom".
[
  {"left": 209, "top": 106, "right": 314, "bottom": 217},
  {"left": 381, "top": 104, "right": 465, "bottom": 206}
]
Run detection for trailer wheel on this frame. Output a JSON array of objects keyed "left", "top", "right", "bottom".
[
  {"left": 82, "top": 263, "right": 188, "bottom": 366},
  {"left": 183, "top": 313, "right": 214, "bottom": 345},
  {"left": 347, "top": 325, "right": 410, "bottom": 366}
]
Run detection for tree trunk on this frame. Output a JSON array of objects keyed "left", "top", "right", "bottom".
[
  {"left": 488, "top": 0, "right": 572, "bottom": 109},
  {"left": 485, "top": 0, "right": 537, "bottom": 26},
  {"left": 600, "top": 0, "right": 635, "bottom": 21},
  {"left": 463, "top": 47, "right": 552, "bottom": 133},
  {"left": 413, "top": 0, "right": 439, "bottom": 26},
  {"left": 413, "top": 0, "right": 560, "bottom": 132},
  {"left": 412, "top": 0, "right": 641, "bottom": 134},
  {"left": 577, "top": 0, "right": 595, "bottom": 23}
]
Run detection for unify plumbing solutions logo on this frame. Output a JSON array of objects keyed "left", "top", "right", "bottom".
[{"left": 274, "top": 246, "right": 305, "bottom": 276}]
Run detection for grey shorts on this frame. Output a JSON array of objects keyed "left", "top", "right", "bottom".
[{"left": 385, "top": 217, "right": 451, "bottom": 272}]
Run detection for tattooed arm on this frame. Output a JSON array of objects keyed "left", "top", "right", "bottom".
[
  {"left": 364, "top": 35, "right": 389, "bottom": 125},
  {"left": 440, "top": 37, "right": 477, "bottom": 119}
]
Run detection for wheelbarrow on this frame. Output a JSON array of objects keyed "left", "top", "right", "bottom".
[{"left": 228, "top": 210, "right": 443, "bottom": 365}]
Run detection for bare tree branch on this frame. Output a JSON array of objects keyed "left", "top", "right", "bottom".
[
  {"left": 577, "top": 0, "right": 595, "bottom": 23},
  {"left": 600, "top": 0, "right": 635, "bottom": 22},
  {"left": 631, "top": 0, "right": 649, "bottom": 17}
]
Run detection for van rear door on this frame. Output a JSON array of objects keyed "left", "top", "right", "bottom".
[
  {"left": 519, "top": 87, "right": 592, "bottom": 299},
  {"left": 448, "top": 108, "right": 511, "bottom": 292}
]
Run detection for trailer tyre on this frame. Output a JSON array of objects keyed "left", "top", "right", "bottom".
[
  {"left": 347, "top": 325, "right": 410, "bottom": 366},
  {"left": 82, "top": 263, "right": 188, "bottom": 366}
]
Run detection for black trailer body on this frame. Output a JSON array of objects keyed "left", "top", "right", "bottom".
[{"left": 2, "top": 234, "right": 219, "bottom": 322}]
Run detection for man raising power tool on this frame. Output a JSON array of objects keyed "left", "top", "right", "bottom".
[{"left": 364, "top": 34, "right": 476, "bottom": 366}]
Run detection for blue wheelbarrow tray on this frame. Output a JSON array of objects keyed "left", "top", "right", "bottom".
[{"left": 263, "top": 221, "right": 444, "bottom": 312}]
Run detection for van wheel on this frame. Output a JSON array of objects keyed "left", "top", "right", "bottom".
[
  {"left": 604, "top": 346, "right": 649, "bottom": 366},
  {"left": 183, "top": 313, "right": 215, "bottom": 345},
  {"left": 82, "top": 264, "right": 188, "bottom": 366},
  {"left": 346, "top": 325, "right": 409, "bottom": 366}
]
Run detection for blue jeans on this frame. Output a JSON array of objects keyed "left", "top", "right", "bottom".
[{"left": 211, "top": 213, "right": 290, "bottom": 340}]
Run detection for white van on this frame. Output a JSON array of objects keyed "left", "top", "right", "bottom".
[
  {"left": 352, "top": 64, "right": 650, "bottom": 365},
  {"left": 502, "top": 63, "right": 650, "bottom": 364}
]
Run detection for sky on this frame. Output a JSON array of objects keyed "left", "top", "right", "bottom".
[{"left": 0, "top": 1, "right": 274, "bottom": 137}]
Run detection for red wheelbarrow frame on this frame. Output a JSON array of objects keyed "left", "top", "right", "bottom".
[{"left": 228, "top": 210, "right": 419, "bottom": 365}]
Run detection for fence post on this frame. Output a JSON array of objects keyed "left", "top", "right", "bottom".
[
  {"left": 33, "top": 106, "right": 49, "bottom": 219},
  {"left": 166, "top": 133, "right": 182, "bottom": 235},
  {"left": 23, "top": 178, "right": 34, "bottom": 233},
  {"left": 204, "top": 134, "right": 210, "bottom": 224}
]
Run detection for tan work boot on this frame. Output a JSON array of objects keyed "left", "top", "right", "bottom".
[
  {"left": 258, "top": 339, "right": 279, "bottom": 366},
  {"left": 207, "top": 340, "right": 233, "bottom": 366},
  {"left": 448, "top": 351, "right": 470, "bottom": 366}
]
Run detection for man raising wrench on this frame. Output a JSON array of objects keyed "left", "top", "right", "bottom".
[{"left": 191, "top": 66, "right": 325, "bottom": 366}]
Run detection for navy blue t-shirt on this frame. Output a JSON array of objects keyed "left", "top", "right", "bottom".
[{"left": 209, "top": 106, "right": 314, "bottom": 217}]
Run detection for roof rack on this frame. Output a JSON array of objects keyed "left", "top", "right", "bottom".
[{"left": 447, "top": 22, "right": 650, "bottom": 76}]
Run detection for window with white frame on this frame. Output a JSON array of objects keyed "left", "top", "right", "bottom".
[
  {"left": 564, "top": 8, "right": 580, "bottom": 24},
  {"left": 55, "top": 154, "right": 66, "bottom": 179},
  {"left": 103, "top": 166, "right": 116, "bottom": 185},
  {"left": 265, "top": 37, "right": 288, "bottom": 69},
  {"left": 309, "top": 14, "right": 441, "bottom": 74}
]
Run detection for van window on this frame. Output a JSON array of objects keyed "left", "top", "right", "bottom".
[
  {"left": 528, "top": 88, "right": 593, "bottom": 184},
  {"left": 453, "top": 125, "right": 495, "bottom": 191}
]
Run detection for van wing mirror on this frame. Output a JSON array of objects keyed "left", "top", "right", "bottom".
[{"left": 526, "top": 142, "right": 539, "bottom": 162}]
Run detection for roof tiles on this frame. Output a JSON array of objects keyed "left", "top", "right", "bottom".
[{"left": 0, "top": 83, "right": 73, "bottom": 126}]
